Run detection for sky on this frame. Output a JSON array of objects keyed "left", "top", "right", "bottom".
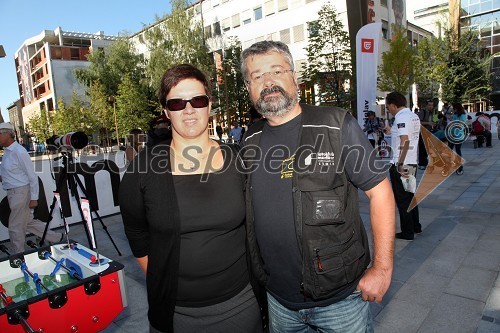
[
  {"left": 0, "top": 0, "right": 172, "bottom": 121},
  {"left": 0, "top": 0, "right": 441, "bottom": 122}
]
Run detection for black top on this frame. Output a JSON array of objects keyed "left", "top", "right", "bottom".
[
  {"left": 251, "top": 113, "right": 384, "bottom": 310},
  {"left": 174, "top": 152, "right": 248, "bottom": 307},
  {"left": 119, "top": 143, "right": 247, "bottom": 332}
]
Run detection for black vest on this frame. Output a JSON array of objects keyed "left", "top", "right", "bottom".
[{"left": 242, "top": 104, "right": 371, "bottom": 300}]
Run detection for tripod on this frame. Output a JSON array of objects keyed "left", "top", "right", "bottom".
[{"left": 40, "top": 150, "right": 121, "bottom": 256}]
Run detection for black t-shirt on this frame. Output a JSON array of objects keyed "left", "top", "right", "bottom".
[
  {"left": 174, "top": 146, "right": 248, "bottom": 307},
  {"left": 251, "top": 112, "right": 385, "bottom": 310}
]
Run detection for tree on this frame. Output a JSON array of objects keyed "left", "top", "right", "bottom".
[
  {"left": 440, "top": 29, "right": 491, "bottom": 103},
  {"left": 88, "top": 81, "right": 114, "bottom": 146},
  {"left": 75, "top": 38, "right": 153, "bottom": 138},
  {"left": 413, "top": 36, "right": 447, "bottom": 103},
  {"left": 144, "top": 0, "right": 212, "bottom": 94},
  {"left": 216, "top": 38, "right": 251, "bottom": 125},
  {"left": 116, "top": 74, "right": 152, "bottom": 135},
  {"left": 377, "top": 25, "right": 416, "bottom": 95},
  {"left": 303, "top": 3, "right": 352, "bottom": 108},
  {"left": 51, "top": 92, "right": 98, "bottom": 135},
  {"left": 27, "top": 108, "right": 52, "bottom": 143},
  {"left": 75, "top": 38, "right": 145, "bottom": 99}
]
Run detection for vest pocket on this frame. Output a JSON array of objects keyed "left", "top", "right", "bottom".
[
  {"left": 307, "top": 193, "right": 345, "bottom": 225},
  {"left": 306, "top": 230, "right": 365, "bottom": 299}
]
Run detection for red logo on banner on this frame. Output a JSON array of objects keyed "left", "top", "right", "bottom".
[{"left": 361, "top": 39, "right": 374, "bottom": 53}]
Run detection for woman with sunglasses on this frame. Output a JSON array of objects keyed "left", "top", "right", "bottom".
[{"left": 119, "top": 64, "right": 264, "bottom": 333}]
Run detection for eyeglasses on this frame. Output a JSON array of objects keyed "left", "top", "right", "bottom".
[
  {"left": 246, "top": 66, "right": 294, "bottom": 84},
  {"left": 166, "top": 95, "right": 210, "bottom": 111}
]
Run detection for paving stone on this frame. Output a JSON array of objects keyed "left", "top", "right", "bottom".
[
  {"left": 417, "top": 294, "right": 484, "bottom": 333},
  {"left": 483, "top": 287, "right": 500, "bottom": 321},
  {"left": 393, "top": 271, "right": 450, "bottom": 307},
  {"left": 374, "top": 321, "right": 403, "bottom": 333},
  {"left": 374, "top": 298, "right": 430, "bottom": 332},
  {"left": 462, "top": 248, "right": 500, "bottom": 271},
  {"left": 392, "top": 256, "right": 421, "bottom": 283},
  {"left": 476, "top": 320, "right": 500, "bottom": 333},
  {"left": 446, "top": 266, "right": 497, "bottom": 302}
]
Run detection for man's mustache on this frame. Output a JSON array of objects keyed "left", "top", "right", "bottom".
[{"left": 260, "top": 85, "right": 285, "bottom": 99}]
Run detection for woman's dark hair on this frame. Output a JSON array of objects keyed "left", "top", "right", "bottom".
[
  {"left": 158, "top": 64, "right": 212, "bottom": 109},
  {"left": 452, "top": 103, "right": 465, "bottom": 116},
  {"left": 385, "top": 91, "right": 407, "bottom": 108}
]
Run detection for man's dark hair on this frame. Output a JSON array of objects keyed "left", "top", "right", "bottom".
[
  {"left": 386, "top": 92, "right": 407, "bottom": 108},
  {"left": 158, "top": 64, "right": 212, "bottom": 109}
]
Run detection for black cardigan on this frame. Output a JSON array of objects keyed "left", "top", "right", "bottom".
[
  {"left": 119, "top": 143, "right": 180, "bottom": 332},
  {"left": 119, "top": 142, "right": 267, "bottom": 332}
]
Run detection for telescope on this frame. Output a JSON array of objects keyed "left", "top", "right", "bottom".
[{"left": 46, "top": 132, "right": 89, "bottom": 150}]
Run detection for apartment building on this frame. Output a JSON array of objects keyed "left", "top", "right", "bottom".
[
  {"left": 6, "top": 99, "right": 24, "bottom": 141},
  {"left": 14, "top": 27, "right": 116, "bottom": 126}
]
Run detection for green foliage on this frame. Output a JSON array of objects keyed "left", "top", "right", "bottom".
[
  {"left": 377, "top": 25, "right": 416, "bottom": 95},
  {"left": 51, "top": 92, "right": 99, "bottom": 135},
  {"left": 75, "top": 38, "right": 145, "bottom": 98},
  {"left": 144, "top": 0, "right": 212, "bottom": 94},
  {"left": 303, "top": 2, "right": 351, "bottom": 108},
  {"left": 413, "top": 37, "right": 447, "bottom": 103},
  {"left": 216, "top": 38, "right": 251, "bottom": 124},
  {"left": 440, "top": 29, "right": 491, "bottom": 103},
  {"left": 116, "top": 75, "right": 153, "bottom": 135},
  {"left": 27, "top": 109, "right": 52, "bottom": 143}
]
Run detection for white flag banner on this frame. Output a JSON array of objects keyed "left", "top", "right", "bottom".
[
  {"left": 81, "top": 198, "right": 96, "bottom": 249},
  {"left": 54, "top": 192, "right": 69, "bottom": 234},
  {"left": 356, "top": 22, "right": 382, "bottom": 129}
]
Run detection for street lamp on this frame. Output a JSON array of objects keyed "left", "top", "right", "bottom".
[
  {"left": 0, "top": 45, "right": 6, "bottom": 58},
  {"left": 107, "top": 96, "right": 120, "bottom": 152}
]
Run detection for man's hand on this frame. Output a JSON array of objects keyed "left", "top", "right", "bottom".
[
  {"left": 356, "top": 265, "right": 392, "bottom": 303},
  {"left": 29, "top": 200, "right": 38, "bottom": 209}
]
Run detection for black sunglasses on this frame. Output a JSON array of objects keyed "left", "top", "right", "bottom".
[{"left": 166, "top": 95, "right": 210, "bottom": 111}]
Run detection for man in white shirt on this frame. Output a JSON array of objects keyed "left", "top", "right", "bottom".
[
  {"left": 386, "top": 92, "right": 422, "bottom": 241},
  {"left": 0, "top": 123, "right": 62, "bottom": 253}
]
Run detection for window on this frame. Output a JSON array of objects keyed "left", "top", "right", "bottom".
[
  {"left": 222, "top": 18, "right": 231, "bottom": 31},
  {"left": 289, "top": 0, "right": 301, "bottom": 9},
  {"left": 254, "top": 7, "right": 263, "bottom": 21},
  {"left": 232, "top": 14, "right": 240, "bottom": 28},
  {"left": 280, "top": 28, "right": 291, "bottom": 44},
  {"left": 382, "top": 20, "right": 389, "bottom": 40},
  {"left": 294, "top": 59, "right": 306, "bottom": 76},
  {"left": 205, "top": 25, "right": 212, "bottom": 39},
  {"left": 293, "top": 25, "right": 304, "bottom": 42},
  {"left": 70, "top": 48, "right": 80, "bottom": 60},
  {"left": 213, "top": 22, "right": 221, "bottom": 36},
  {"left": 278, "top": 0, "right": 288, "bottom": 11},
  {"left": 381, "top": 0, "right": 387, "bottom": 6},
  {"left": 264, "top": 1, "right": 274, "bottom": 16},
  {"left": 51, "top": 47, "right": 62, "bottom": 59},
  {"left": 308, "top": 21, "right": 319, "bottom": 37},
  {"left": 242, "top": 9, "right": 252, "bottom": 25}
]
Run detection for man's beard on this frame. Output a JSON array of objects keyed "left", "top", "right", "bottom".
[{"left": 254, "top": 85, "right": 298, "bottom": 118}]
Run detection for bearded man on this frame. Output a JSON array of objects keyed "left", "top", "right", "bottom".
[{"left": 239, "top": 41, "right": 395, "bottom": 333}]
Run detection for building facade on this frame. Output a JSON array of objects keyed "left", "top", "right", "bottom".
[
  {"left": 412, "top": 1, "right": 500, "bottom": 110},
  {"left": 14, "top": 27, "right": 117, "bottom": 128},
  {"left": 456, "top": 0, "right": 500, "bottom": 109}
]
